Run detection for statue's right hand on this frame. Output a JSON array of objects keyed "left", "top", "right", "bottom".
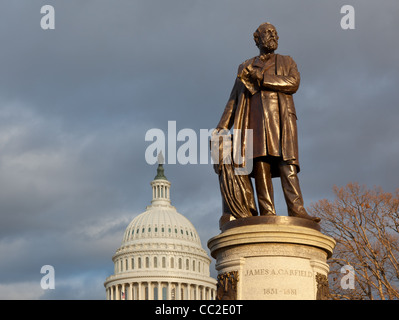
[
  {"left": 213, "top": 127, "right": 229, "bottom": 135},
  {"left": 211, "top": 128, "right": 227, "bottom": 175},
  {"left": 213, "top": 163, "right": 221, "bottom": 175}
]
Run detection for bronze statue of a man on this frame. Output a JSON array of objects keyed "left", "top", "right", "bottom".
[{"left": 215, "top": 22, "right": 320, "bottom": 222}]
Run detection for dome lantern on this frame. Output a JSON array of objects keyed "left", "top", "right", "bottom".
[{"left": 150, "top": 152, "right": 171, "bottom": 206}]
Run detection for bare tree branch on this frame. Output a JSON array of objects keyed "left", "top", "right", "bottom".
[{"left": 309, "top": 183, "right": 399, "bottom": 300}]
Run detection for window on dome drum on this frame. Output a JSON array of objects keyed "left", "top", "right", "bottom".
[
  {"left": 162, "top": 227, "right": 164, "bottom": 232},
  {"left": 175, "top": 228, "right": 177, "bottom": 234},
  {"left": 162, "top": 257, "right": 166, "bottom": 268},
  {"left": 154, "top": 257, "right": 158, "bottom": 268},
  {"left": 146, "top": 257, "right": 150, "bottom": 268},
  {"left": 171, "top": 257, "right": 174, "bottom": 268},
  {"left": 168, "top": 228, "right": 171, "bottom": 233},
  {"left": 132, "top": 258, "right": 134, "bottom": 270},
  {"left": 138, "top": 257, "right": 142, "bottom": 268},
  {"left": 155, "top": 227, "right": 158, "bottom": 232},
  {"left": 186, "top": 259, "right": 189, "bottom": 270},
  {"left": 178, "top": 258, "right": 182, "bottom": 269},
  {"left": 125, "top": 259, "right": 128, "bottom": 270},
  {"left": 193, "top": 260, "right": 196, "bottom": 271}
]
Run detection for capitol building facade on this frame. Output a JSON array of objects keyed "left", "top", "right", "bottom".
[{"left": 104, "top": 162, "right": 217, "bottom": 300}]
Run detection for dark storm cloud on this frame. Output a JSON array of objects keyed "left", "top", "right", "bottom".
[{"left": 0, "top": 0, "right": 398, "bottom": 298}]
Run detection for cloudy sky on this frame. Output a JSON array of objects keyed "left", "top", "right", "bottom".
[{"left": 0, "top": 0, "right": 398, "bottom": 299}]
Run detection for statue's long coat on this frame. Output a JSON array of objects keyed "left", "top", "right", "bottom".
[{"left": 216, "top": 54, "right": 301, "bottom": 177}]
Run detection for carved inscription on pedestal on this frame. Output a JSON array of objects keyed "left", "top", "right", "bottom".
[{"left": 242, "top": 256, "right": 315, "bottom": 300}]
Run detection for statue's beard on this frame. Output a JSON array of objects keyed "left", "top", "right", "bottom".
[{"left": 261, "top": 39, "right": 278, "bottom": 52}]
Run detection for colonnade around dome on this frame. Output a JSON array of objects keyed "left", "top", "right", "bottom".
[{"left": 106, "top": 280, "right": 215, "bottom": 300}]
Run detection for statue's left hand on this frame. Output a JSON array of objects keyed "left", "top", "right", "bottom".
[{"left": 248, "top": 68, "right": 263, "bottom": 82}]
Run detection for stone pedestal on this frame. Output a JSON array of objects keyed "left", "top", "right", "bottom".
[{"left": 207, "top": 216, "right": 335, "bottom": 300}]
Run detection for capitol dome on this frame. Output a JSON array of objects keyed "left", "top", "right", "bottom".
[
  {"left": 122, "top": 198, "right": 201, "bottom": 247},
  {"left": 104, "top": 160, "right": 217, "bottom": 300}
]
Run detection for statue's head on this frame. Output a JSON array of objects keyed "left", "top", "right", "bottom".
[{"left": 253, "top": 22, "right": 279, "bottom": 53}]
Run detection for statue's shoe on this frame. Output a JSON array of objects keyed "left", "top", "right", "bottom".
[{"left": 291, "top": 213, "right": 321, "bottom": 223}]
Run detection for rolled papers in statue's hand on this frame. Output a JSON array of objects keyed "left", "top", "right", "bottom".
[{"left": 237, "top": 64, "right": 259, "bottom": 95}]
